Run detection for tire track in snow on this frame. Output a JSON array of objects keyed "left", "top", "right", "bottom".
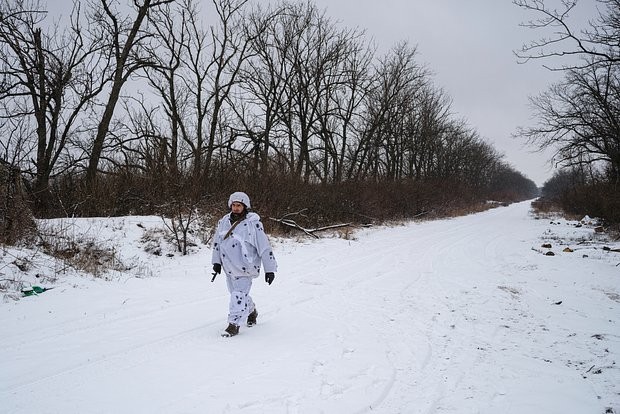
[
  {"left": 261, "top": 218, "right": 480, "bottom": 413},
  {"left": 373, "top": 220, "right": 487, "bottom": 412},
  {"left": 0, "top": 293, "right": 226, "bottom": 352},
  {"left": 1, "top": 302, "right": 224, "bottom": 395},
  {"left": 347, "top": 206, "right": 535, "bottom": 412},
  {"left": 404, "top": 204, "right": 571, "bottom": 412}
]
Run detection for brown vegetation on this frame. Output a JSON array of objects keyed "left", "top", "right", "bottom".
[
  {"left": 38, "top": 166, "right": 536, "bottom": 240},
  {"left": 0, "top": 161, "right": 35, "bottom": 244},
  {"left": 538, "top": 168, "right": 620, "bottom": 228}
]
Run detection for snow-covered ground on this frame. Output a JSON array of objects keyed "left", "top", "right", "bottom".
[{"left": 1, "top": 201, "right": 618, "bottom": 413}]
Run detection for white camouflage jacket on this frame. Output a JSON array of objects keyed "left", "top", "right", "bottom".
[{"left": 211, "top": 212, "right": 277, "bottom": 278}]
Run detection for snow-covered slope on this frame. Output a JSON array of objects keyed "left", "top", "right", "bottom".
[{"left": 1, "top": 201, "right": 618, "bottom": 413}]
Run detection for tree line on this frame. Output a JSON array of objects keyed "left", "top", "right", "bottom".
[
  {"left": 0, "top": 0, "right": 537, "bottom": 224},
  {"left": 515, "top": 0, "right": 620, "bottom": 225}
]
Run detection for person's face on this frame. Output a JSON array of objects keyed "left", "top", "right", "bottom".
[{"left": 231, "top": 201, "right": 245, "bottom": 214}]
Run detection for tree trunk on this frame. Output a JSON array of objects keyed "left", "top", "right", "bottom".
[{"left": 85, "top": 0, "right": 154, "bottom": 190}]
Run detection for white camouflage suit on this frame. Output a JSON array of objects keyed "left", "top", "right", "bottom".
[{"left": 211, "top": 204, "right": 277, "bottom": 326}]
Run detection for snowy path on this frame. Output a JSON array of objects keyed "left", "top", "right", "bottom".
[{"left": 1, "top": 201, "right": 618, "bottom": 413}]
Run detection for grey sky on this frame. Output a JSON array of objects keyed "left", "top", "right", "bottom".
[{"left": 309, "top": 0, "right": 598, "bottom": 186}]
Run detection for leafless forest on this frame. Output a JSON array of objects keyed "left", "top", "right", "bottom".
[{"left": 4, "top": 0, "right": 617, "bottom": 244}]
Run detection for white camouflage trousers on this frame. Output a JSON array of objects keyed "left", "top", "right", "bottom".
[{"left": 226, "top": 275, "right": 255, "bottom": 326}]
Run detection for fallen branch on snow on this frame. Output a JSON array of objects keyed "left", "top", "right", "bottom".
[{"left": 269, "top": 210, "right": 352, "bottom": 239}]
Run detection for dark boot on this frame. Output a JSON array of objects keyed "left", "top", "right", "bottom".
[
  {"left": 221, "top": 323, "right": 239, "bottom": 337},
  {"left": 247, "top": 309, "right": 258, "bottom": 327}
]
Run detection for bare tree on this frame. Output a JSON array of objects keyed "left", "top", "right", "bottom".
[
  {"left": 403, "top": 86, "right": 452, "bottom": 180},
  {"left": 232, "top": 1, "right": 373, "bottom": 184},
  {"left": 515, "top": 0, "right": 620, "bottom": 181},
  {"left": 233, "top": 3, "right": 297, "bottom": 174},
  {"left": 137, "top": 0, "right": 189, "bottom": 177},
  {"left": 272, "top": 1, "right": 326, "bottom": 182},
  {"left": 352, "top": 42, "right": 428, "bottom": 181},
  {"left": 84, "top": 0, "right": 175, "bottom": 190},
  {"left": 514, "top": 0, "right": 620, "bottom": 69},
  {"left": 312, "top": 25, "right": 373, "bottom": 183},
  {"left": 0, "top": 0, "right": 106, "bottom": 212},
  {"left": 518, "top": 62, "right": 620, "bottom": 177},
  {"left": 142, "top": 0, "right": 252, "bottom": 186}
]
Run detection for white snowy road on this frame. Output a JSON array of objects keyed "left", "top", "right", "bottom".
[{"left": 1, "top": 201, "right": 618, "bottom": 413}]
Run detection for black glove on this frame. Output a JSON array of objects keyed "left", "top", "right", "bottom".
[
  {"left": 265, "top": 272, "right": 275, "bottom": 285},
  {"left": 212, "top": 263, "right": 221, "bottom": 274}
]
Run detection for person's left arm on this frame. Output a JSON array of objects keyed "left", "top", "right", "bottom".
[{"left": 255, "top": 221, "right": 277, "bottom": 274}]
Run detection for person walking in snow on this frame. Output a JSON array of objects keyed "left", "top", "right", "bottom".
[{"left": 211, "top": 191, "right": 277, "bottom": 337}]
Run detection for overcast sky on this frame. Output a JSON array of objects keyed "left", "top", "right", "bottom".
[{"left": 308, "top": 0, "right": 598, "bottom": 186}]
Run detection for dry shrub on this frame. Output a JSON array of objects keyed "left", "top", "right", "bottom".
[
  {"left": 40, "top": 162, "right": 518, "bottom": 237},
  {"left": 0, "top": 162, "right": 36, "bottom": 245},
  {"left": 37, "top": 221, "right": 127, "bottom": 277},
  {"left": 531, "top": 198, "right": 558, "bottom": 215},
  {"left": 203, "top": 169, "right": 491, "bottom": 235},
  {"left": 555, "top": 182, "right": 620, "bottom": 225}
]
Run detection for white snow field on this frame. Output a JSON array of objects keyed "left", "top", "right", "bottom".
[{"left": 1, "top": 200, "right": 618, "bottom": 413}]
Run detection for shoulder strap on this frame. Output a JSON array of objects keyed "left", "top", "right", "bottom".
[{"left": 223, "top": 219, "right": 244, "bottom": 240}]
